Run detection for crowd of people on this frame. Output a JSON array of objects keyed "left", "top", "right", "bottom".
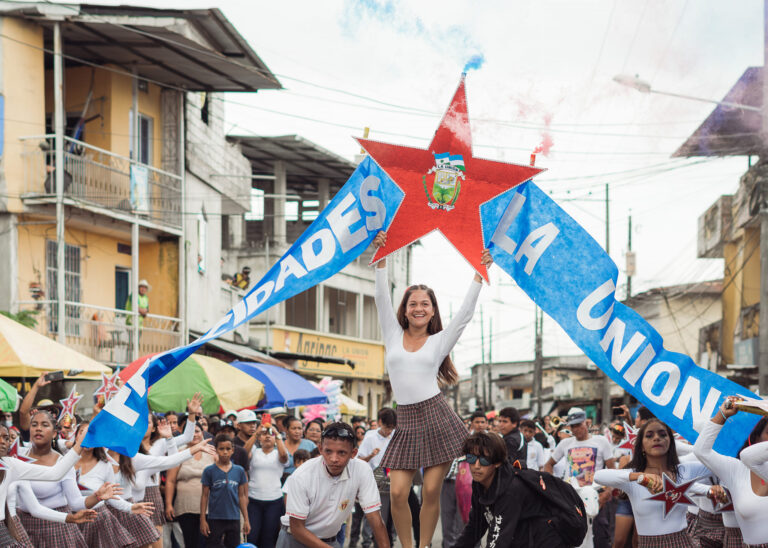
[{"left": 2, "top": 230, "right": 768, "bottom": 548}]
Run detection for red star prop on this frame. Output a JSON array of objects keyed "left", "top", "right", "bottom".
[
  {"left": 646, "top": 473, "right": 703, "bottom": 519},
  {"left": 358, "top": 75, "right": 545, "bottom": 281},
  {"left": 714, "top": 489, "right": 734, "bottom": 513},
  {"left": 618, "top": 422, "right": 638, "bottom": 450},
  {"left": 8, "top": 438, "right": 35, "bottom": 463},
  {"left": 93, "top": 371, "right": 121, "bottom": 403},
  {"left": 58, "top": 386, "right": 82, "bottom": 423}
]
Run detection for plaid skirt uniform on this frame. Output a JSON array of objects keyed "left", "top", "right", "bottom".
[
  {"left": 690, "top": 509, "right": 724, "bottom": 548},
  {"left": 380, "top": 393, "right": 468, "bottom": 470},
  {"left": 0, "top": 521, "right": 23, "bottom": 548},
  {"left": 108, "top": 500, "right": 160, "bottom": 547},
  {"left": 17, "top": 506, "right": 88, "bottom": 548},
  {"left": 80, "top": 504, "right": 136, "bottom": 547},
  {"left": 722, "top": 526, "right": 743, "bottom": 548},
  {"left": 685, "top": 511, "right": 697, "bottom": 536},
  {"left": 7, "top": 517, "right": 31, "bottom": 548},
  {"left": 142, "top": 484, "right": 166, "bottom": 526},
  {"left": 637, "top": 530, "right": 696, "bottom": 548}
]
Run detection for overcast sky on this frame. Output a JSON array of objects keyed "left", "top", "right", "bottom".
[{"left": 83, "top": 0, "right": 764, "bottom": 373}]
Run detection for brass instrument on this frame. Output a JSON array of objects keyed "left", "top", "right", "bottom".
[{"left": 549, "top": 416, "right": 563, "bottom": 428}]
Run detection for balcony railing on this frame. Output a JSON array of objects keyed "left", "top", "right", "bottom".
[
  {"left": 20, "top": 135, "right": 181, "bottom": 229},
  {"left": 17, "top": 300, "right": 182, "bottom": 368}
]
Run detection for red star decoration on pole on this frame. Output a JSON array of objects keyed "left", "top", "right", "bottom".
[
  {"left": 645, "top": 473, "right": 703, "bottom": 519},
  {"left": 618, "top": 422, "right": 638, "bottom": 450},
  {"left": 58, "top": 386, "right": 83, "bottom": 423},
  {"left": 93, "top": 371, "right": 121, "bottom": 403},
  {"left": 357, "top": 75, "right": 545, "bottom": 281},
  {"left": 8, "top": 438, "right": 35, "bottom": 463}
]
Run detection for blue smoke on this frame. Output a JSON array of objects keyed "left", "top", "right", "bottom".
[{"left": 463, "top": 54, "right": 485, "bottom": 73}]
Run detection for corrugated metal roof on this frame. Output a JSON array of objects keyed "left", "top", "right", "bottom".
[
  {"left": 1, "top": 2, "right": 280, "bottom": 92},
  {"left": 228, "top": 134, "right": 358, "bottom": 192},
  {"left": 673, "top": 67, "right": 762, "bottom": 158}
]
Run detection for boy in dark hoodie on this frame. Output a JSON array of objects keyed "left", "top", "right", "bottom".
[{"left": 454, "top": 433, "right": 571, "bottom": 548}]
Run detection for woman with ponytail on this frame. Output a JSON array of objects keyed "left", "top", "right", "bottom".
[{"left": 371, "top": 231, "right": 491, "bottom": 548}]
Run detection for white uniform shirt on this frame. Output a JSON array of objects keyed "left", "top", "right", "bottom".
[
  {"left": 526, "top": 439, "right": 548, "bottom": 470},
  {"left": 249, "top": 448, "right": 289, "bottom": 501},
  {"left": 357, "top": 429, "right": 394, "bottom": 470},
  {"left": 551, "top": 435, "right": 613, "bottom": 487},
  {"left": 281, "top": 456, "right": 381, "bottom": 539}
]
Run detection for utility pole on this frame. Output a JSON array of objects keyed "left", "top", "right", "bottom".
[
  {"left": 480, "top": 305, "right": 486, "bottom": 410},
  {"left": 533, "top": 306, "right": 544, "bottom": 417},
  {"left": 626, "top": 212, "right": 634, "bottom": 299},
  {"left": 601, "top": 183, "right": 612, "bottom": 423},
  {"left": 759, "top": 0, "right": 768, "bottom": 394},
  {"left": 488, "top": 317, "right": 493, "bottom": 410}
]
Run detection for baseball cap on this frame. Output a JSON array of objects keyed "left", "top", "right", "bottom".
[
  {"left": 610, "top": 423, "right": 625, "bottom": 435},
  {"left": 566, "top": 407, "right": 587, "bottom": 425},
  {"left": 223, "top": 410, "right": 238, "bottom": 420},
  {"left": 236, "top": 410, "right": 258, "bottom": 423},
  {"left": 219, "top": 420, "right": 236, "bottom": 430}
]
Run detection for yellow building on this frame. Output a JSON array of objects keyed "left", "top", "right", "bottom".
[{"left": 0, "top": 4, "right": 279, "bottom": 367}]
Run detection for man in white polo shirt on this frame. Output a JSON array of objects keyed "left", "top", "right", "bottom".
[{"left": 278, "top": 422, "right": 389, "bottom": 548}]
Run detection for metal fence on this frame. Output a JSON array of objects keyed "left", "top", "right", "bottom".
[
  {"left": 20, "top": 135, "right": 181, "bottom": 228},
  {"left": 17, "top": 300, "right": 182, "bottom": 368}
]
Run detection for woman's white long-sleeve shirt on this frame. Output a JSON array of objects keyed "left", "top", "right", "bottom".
[
  {"left": 374, "top": 267, "right": 481, "bottom": 405},
  {"left": 77, "top": 459, "right": 134, "bottom": 513},
  {"left": 145, "top": 418, "right": 196, "bottom": 487},
  {"left": 18, "top": 467, "right": 87, "bottom": 513},
  {"left": 130, "top": 449, "right": 194, "bottom": 502},
  {"left": 594, "top": 464, "right": 711, "bottom": 536},
  {"left": 8, "top": 481, "right": 69, "bottom": 523},
  {"left": 693, "top": 420, "right": 768, "bottom": 545},
  {"left": 0, "top": 449, "right": 79, "bottom": 520}
]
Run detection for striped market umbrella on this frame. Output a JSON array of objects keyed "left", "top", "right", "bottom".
[{"left": 119, "top": 353, "right": 264, "bottom": 414}]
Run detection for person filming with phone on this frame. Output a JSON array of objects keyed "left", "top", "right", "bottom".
[{"left": 246, "top": 419, "right": 289, "bottom": 548}]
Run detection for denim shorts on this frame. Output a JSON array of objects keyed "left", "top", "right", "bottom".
[{"left": 615, "top": 498, "right": 634, "bottom": 516}]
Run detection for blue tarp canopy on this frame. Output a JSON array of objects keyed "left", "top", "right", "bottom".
[{"left": 229, "top": 361, "right": 328, "bottom": 409}]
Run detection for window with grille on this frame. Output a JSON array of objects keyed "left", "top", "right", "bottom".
[{"left": 45, "top": 240, "right": 82, "bottom": 336}]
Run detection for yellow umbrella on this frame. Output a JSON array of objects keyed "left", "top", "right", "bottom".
[
  {"left": 339, "top": 393, "right": 367, "bottom": 415},
  {"left": 0, "top": 313, "right": 111, "bottom": 379}
]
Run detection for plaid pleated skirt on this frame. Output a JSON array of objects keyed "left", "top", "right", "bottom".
[
  {"left": 685, "top": 511, "right": 696, "bottom": 535},
  {"left": 380, "top": 393, "right": 468, "bottom": 470},
  {"left": 8, "top": 516, "right": 32, "bottom": 548},
  {"left": 79, "top": 504, "right": 136, "bottom": 547},
  {"left": 142, "top": 485, "right": 166, "bottom": 526},
  {"left": 690, "top": 509, "right": 724, "bottom": 547},
  {"left": 638, "top": 530, "right": 695, "bottom": 548},
  {"left": 723, "top": 527, "right": 743, "bottom": 548},
  {"left": 108, "top": 501, "right": 160, "bottom": 547},
  {"left": 0, "top": 521, "right": 23, "bottom": 548},
  {"left": 17, "top": 506, "right": 88, "bottom": 548}
]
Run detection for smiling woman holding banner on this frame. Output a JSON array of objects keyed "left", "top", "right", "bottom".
[{"left": 371, "top": 231, "right": 490, "bottom": 548}]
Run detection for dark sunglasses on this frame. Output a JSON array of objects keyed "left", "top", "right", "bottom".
[
  {"left": 322, "top": 426, "right": 354, "bottom": 439},
  {"left": 464, "top": 454, "right": 492, "bottom": 466}
]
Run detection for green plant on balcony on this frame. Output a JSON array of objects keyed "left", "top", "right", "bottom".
[{"left": 0, "top": 310, "right": 40, "bottom": 329}]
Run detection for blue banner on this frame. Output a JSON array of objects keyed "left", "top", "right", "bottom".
[
  {"left": 84, "top": 157, "right": 403, "bottom": 455},
  {"left": 481, "top": 181, "right": 758, "bottom": 456}
]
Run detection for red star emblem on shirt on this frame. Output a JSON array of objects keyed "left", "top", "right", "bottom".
[
  {"left": 58, "top": 386, "right": 83, "bottom": 423},
  {"left": 7, "top": 438, "right": 35, "bottom": 463},
  {"left": 646, "top": 473, "right": 703, "bottom": 519},
  {"left": 618, "top": 422, "right": 638, "bottom": 450},
  {"left": 93, "top": 371, "right": 121, "bottom": 403},
  {"left": 357, "top": 75, "right": 544, "bottom": 281}
]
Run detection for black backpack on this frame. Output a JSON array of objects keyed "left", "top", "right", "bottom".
[{"left": 513, "top": 468, "right": 588, "bottom": 547}]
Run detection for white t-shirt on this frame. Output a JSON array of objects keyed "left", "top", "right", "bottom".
[
  {"left": 281, "top": 456, "right": 381, "bottom": 539},
  {"left": 526, "top": 439, "right": 548, "bottom": 470},
  {"left": 357, "top": 429, "right": 394, "bottom": 470},
  {"left": 551, "top": 435, "right": 613, "bottom": 487},
  {"left": 249, "top": 448, "right": 289, "bottom": 501}
]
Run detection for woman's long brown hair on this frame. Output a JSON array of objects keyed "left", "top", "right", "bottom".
[{"left": 396, "top": 284, "right": 458, "bottom": 386}]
